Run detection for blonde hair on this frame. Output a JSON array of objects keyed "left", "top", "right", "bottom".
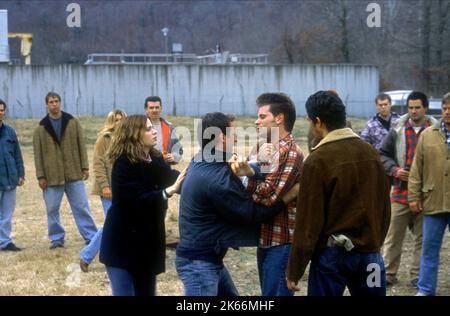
[
  {"left": 108, "top": 114, "right": 161, "bottom": 164},
  {"left": 100, "top": 109, "right": 127, "bottom": 135}
]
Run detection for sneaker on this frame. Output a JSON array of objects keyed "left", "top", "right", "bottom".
[
  {"left": 410, "top": 278, "right": 419, "bottom": 289},
  {"left": 2, "top": 242, "right": 22, "bottom": 252},
  {"left": 415, "top": 292, "right": 427, "bottom": 296},
  {"left": 80, "top": 259, "right": 89, "bottom": 273},
  {"left": 49, "top": 242, "right": 64, "bottom": 250}
]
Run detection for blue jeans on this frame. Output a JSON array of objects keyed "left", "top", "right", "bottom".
[
  {"left": 43, "top": 180, "right": 97, "bottom": 244},
  {"left": 176, "top": 256, "right": 240, "bottom": 296},
  {"left": 105, "top": 266, "right": 156, "bottom": 296},
  {"left": 308, "top": 247, "right": 386, "bottom": 296},
  {"left": 418, "top": 214, "right": 450, "bottom": 296},
  {"left": 80, "top": 197, "right": 111, "bottom": 264},
  {"left": 0, "top": 189, "right": 16, "bottom": 249},
  {"left": 257, "top": 244, "right": 293, "bottom": 296}
]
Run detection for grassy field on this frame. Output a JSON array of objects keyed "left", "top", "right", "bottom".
[{"left": 0, "top": 115, "right": 448, "bottom": 296}]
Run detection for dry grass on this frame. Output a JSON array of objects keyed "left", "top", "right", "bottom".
[{"left": 1, "top": 115, "right": 449, "bottom": 296}]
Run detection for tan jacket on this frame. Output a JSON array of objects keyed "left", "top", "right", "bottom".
[
  {"left": 33, "top": 112, "right": 89, "bottom": 186},
  {"left": 91, "top": 131, "right": 113, "bottom": 196},
  {"left": 408, "top": 121, "right": 450, "bottom": 215}
]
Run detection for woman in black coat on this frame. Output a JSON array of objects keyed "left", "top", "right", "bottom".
[{"left": 100, "top": 115, "right": 185, "bottom": 296}]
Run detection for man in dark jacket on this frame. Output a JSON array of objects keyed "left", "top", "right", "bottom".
[
  {"left": 286, "top": 91, "right": 391, "bottom": 296},
  {"left": 0, "top": 99, "right": 25, "bottom": 251},
  {"left": 176, "top": 112, "right": 296, "bottom": 296}
]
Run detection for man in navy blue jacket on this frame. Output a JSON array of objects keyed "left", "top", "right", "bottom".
[
  {"left": 0, "top": 99, "right": 25, "bottom": 252},
  {"left": 176, "top": 112, "right": 297, "bottom": 296}
]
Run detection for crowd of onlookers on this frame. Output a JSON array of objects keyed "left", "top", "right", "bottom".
[{"left": 0, "top": 89, "right": 449, "bottom": 296}]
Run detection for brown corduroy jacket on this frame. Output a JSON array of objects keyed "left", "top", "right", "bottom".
[
  {"left": 33, "top": 112, "right": 89, "bottom": 186},
  {"left": 286, "top": 128, "right": 391, "bottom": 283}
]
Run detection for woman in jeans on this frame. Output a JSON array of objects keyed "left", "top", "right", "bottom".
[
  {"left": 99, "top": 115, "right": 185, "bottom": 296},
  {"left": 79, "top": 109, "right": 126, "bottom": 272}
]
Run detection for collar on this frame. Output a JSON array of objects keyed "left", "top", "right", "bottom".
[
  {"left": 393, "top": 114, "right": 437, "bottom": 133},
  {"left": 278, "top": 133, "right": 294, "bottom": 147},
  {"left": 441, "top": 121, "right": 450, "bottom": 143},
  {"left": 376, "top": 113, "right": 391, "bottom": 122},
  {"left": 312, "top": 128, "right": 360, "bottom": 151},
  {"left": 195, "top": 149, "right": 234, "bottom": 163},
  {"left": 405, "top": 118, "right": 430, "bottom": 130},
  {"left": 39, "top": 111, "right": 74, "bottom": 145}
]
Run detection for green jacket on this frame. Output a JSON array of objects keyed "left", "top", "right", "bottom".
[
  {"left": 33, "top": 112, "right": 89, "bottom": 186},
  {"left": 408, "top": 121, "right": 450, "bottom": 215}
]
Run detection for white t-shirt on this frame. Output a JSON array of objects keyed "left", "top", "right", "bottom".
[{"left": 152, "top": 119, "right": 164, "bottom": 153}]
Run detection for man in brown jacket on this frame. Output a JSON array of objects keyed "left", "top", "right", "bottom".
[
  {"left": 286, "top": 90, "right": 391, "bottom": 296},
  {"left": 33, "top": 92, "right": 97, "bottom": 249},
  {"left": 408, "top": 92, "right": 450, "bottom": 296}
]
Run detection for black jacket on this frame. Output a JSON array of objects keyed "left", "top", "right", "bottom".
[
  {"left": 100, "top": 153, "right": 179, "bottom": 275},
  {"left": 176, "top": 151, "right": 286, "bottom": 262}
]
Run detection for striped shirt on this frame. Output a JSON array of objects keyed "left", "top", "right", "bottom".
[{"left": 246, "top": 134, "right": 304, "bottom": 247}]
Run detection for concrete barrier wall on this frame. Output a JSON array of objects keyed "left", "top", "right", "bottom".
[{"left": 0, "top": 64, "right": 378, "bottom": 119}]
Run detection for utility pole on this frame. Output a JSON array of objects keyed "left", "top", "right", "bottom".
[{"left": 161, "top": 27, "right": 169, "bottom": 63}]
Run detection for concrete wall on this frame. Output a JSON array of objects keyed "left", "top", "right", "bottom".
[
  {"left": 0, "top": 10, "right": 9, "bottom": 63},
  {"left": 0, "top": 64, "right": 378, "bottom": 119}
]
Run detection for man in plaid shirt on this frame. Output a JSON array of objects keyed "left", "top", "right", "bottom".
[
  {"left": 243, "top": 93, "right": 304, "bottom": 296},
  {"left": 380, "top": 91, "right": 438, "bottom": 287},
  {"left": 361, "top": 93, "right": 400, "bottom": 151}
]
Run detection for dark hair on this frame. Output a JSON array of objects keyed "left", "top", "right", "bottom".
[
  {"left": 144, "top": 96, "right": 162, "bottom": 109},
  {"left": 256, "top": 93, "right": 296, "bottom": 132},
  {"left": 375, "top": 93, "right": 392, "bottom": 104},
  {"left": 442, "top": 92, "right": 450, "bottom": 106},
  {"left": 0, "top": 99, "right": 6, "bottom": 110},
  {"left": 198, "top": 112, "right": 233, "bottom": 149},
  {"left": 45, "top": 92, "right": 61, "bottom": 104},
  {"left": 407, "top": 91, "right": 428, "bottom": 109},
  {"left": 305, "top": 90, "right": 347, "bottom": 131},
  {"left": 226, "top": 113, "right": 236, "bottom": 123}
]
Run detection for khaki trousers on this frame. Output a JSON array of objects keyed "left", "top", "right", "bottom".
[{"left": 382, "top": 202, "right": 423, "bottom": 279}]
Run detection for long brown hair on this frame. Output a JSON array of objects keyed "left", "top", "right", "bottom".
[{"left": 108, "top": 115, "right": 161, "bottom": 164}]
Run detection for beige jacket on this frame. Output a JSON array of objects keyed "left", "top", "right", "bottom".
[
  {"left": 91, "top": 131, "right": 113, "bottom": 196},
  {"left": 408, "top": 121, "right": 450, "bottom": 215},
  {"left": 33, "top": 112, "right": 89, "bottom": 186}
]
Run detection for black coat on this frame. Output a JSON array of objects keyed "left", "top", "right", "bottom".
[{"left": 100, "top": 153, "right": 179, "bottom": 275}]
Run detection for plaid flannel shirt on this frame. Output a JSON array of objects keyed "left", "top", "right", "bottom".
[
  {"left": 442, "top": 121, "right": 450, "bottom": 149},
  {"left": 391, "top": 120, "right": 429, "bottom": 204},
  {"left": 246, "top": 134, "right": 304, "bottom": 247},
  {"left": 361, "top": 113, "right": 400, "bottom": 150}
]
